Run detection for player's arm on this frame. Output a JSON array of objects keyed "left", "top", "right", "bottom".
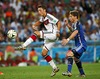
[
  {"left": 65, "top": 20, "right": 73, "bottom": 32},
  {"left": 66, "top": 24, "right": 73, "bottom": 32},
  {"left": 32, "top": 21, "right": 42, "bottom": 31},
  {"left": 68, "top": 30, "right": 78, "bottom": 40},
  {"left": 57, "top": 21, "right": 61, "bottom": 32},
  {"left": 56, "top": 21, "right": 61, "bottom": 37},
  {"left": 62, "top": 30, "right": 78, "bottom": 45}
]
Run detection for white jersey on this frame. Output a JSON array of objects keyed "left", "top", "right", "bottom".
[
  {"left": 39, "top": 13, "right": 58, "bottom": 31},
  {"left": 39, "top": 13, "right": 59, "bottom": 51}
]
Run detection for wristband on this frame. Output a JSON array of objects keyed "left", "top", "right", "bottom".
[{"left": 67, "top": 38, "right": 70, "bottom": 41}]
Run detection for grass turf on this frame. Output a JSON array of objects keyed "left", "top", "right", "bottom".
[{"left": 0, "top": 63, "right": 100, "bottom": 79}]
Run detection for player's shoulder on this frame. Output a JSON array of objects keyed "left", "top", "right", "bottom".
[
  {"left": 77, "top": 21, "right": 81, "bottom": 25},
  {"left": 46, "top": 13, "right": 55, "bottom": 20},
  {"left": 76, "top": 21, "right": 82, "bottom": 27},
  {"left": 47, "top": 13, "right": 53, "bottom": 17}
]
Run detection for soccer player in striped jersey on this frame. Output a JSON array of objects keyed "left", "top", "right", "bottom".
[
  {"left": 62, "top": 10, "right": 87, "bottom": 77},
  {"left": 15, "top": 5, "right": 61, "bottom": 77}
]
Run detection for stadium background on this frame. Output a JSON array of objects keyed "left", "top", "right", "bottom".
[{"left": 0, "top": 0, "right": 100, "bottom": 66}]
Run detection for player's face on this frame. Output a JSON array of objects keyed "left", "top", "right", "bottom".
[
  {"left": 69, "top": 14, "right": 75, "bottom": 23},
  {"left": 38, "top": 8, "right": 46, "bottom": 16}
]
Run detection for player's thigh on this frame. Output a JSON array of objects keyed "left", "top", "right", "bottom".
[
  {"left": 42, "top": 48, "right": 48, "bottom": 56},
  {"left": 42, "top": 42, "right": 55, "bottom": 56},
  {"left": 34, "top": 31, "right": 40, "bottom": 37},
  {"left": 71, "top": 49, "right": 81, "bottom": 59},
  {"left": 72, "top": 47, "right": 85, "bottom": 59},
  {"left": 40, "top": 31, "right": 56, "bottom": 40},
  {"left": 76, "top": 46, "right": 85, "bottom": 53},
  {"left": 66, "top": 50, "right": 74, "bottom": 58},
  {"left": 74, "top": 57, "right": 80, "bottom": 62},
  {"left": 43, "top": 42, "right": 55, "bottom": 51},
  {"left": 46, "top": 34, "right": 56, "bottom": 40}
]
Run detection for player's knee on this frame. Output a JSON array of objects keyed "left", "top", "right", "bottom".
[
  {"left": 34, "top": 31, "right": 40, "bottom": 37},
  {"left": 42, "top": 52, "right": 47, "bottom": 56},
  {"left": 67, "top": 56, "right": 73, "bottom": 64},
  {"left": 74, "top": 57, "right": 80, "bottom": 63},
  {"left": 66, "top": 51, "right": 74, "bottom": 58},
  {"left": 42, "top": 49, "right": 48, "bottom": 56}
]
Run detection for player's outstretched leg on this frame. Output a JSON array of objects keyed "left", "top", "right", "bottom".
[
  {"left": 14, "top": 46, "right": 26, "bottom": 50},
  {"left": 14, "top": 34, "right": 37, "bottom": 50}
]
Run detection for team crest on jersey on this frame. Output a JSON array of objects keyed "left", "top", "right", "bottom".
[{"left": 44, "top": 19, "right": 49, "bottom": 25}]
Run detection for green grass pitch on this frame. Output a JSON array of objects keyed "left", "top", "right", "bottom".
[{"left": 0, "top": 63, "right": 100, "bottom": 79}]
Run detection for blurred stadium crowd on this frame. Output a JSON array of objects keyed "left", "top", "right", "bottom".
[{"left": 0, "top": 0, "right": 100, "bottom": 43}]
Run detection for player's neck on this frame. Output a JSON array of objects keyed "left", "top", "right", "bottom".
[
  {"left": 74, "top": 19, "right": 78, "bottom": 23},
  {"left": 43, "top": 12, "right": 47, "bottom": 18}
]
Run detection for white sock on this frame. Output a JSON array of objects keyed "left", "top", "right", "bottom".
[
  {"left": 48, "top": 60, "right": 57, "bottom": 69},
  {"left": 22, "top": 38, "right": 33, "bottom": 47}
]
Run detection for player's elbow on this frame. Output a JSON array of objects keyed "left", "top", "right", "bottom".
[
  {"left": 57, "top": 21, "right": 61, "bottom": 30},
  {"left": 57, "top": 21, "right": 61, "bottom": 25},
  {"left": 74, "top": 30, "right": 78, "bottom": 34}
]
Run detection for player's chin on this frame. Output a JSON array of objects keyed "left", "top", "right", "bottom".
[{"left": 39, "top": 14, "right": 43, "bottom": 16}]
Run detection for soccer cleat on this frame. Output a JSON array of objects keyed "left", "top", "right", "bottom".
[
  {"left": 0, "top": 72, "right": 3, "bottom": 75},
  {"left": 62, "top": 71, "right": 72, "bottom": 77},
  {"left": 51, "top": 67, "right": 59, "bottom": 77},
  {"left": 76, "top": 74, "right": 86, "bottom": 77},
  {"left": 14, "top": 46, "right": 26, "bottom": 50}
]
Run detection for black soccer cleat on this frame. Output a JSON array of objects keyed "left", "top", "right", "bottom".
[{"left": 14, "top": 46, "right": 26, "bottom": 50}]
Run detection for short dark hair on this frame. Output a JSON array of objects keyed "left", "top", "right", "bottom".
[
  {"left": 69, "top": 10, "right": 79, "bottom": 19},
  {"left": 37, "top": 5, "right": 47, "bottom": 10}
]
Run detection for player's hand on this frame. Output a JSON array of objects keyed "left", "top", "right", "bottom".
[
  {"left": 56, "top": 30, "right": 60, "bottom": 37},
  {"left": 62, "top": 39, "right": 69, "bottom": 46},
  {"left": 64, "top": 19, "right": 69, "bottom": 26},
  {"left": 56, "top": 33, "right": 60, "bottom": 37}
]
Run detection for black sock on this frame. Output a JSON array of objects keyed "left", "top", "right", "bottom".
[{"left": 75, "top": 60, "right": 85, "bottom": 75}]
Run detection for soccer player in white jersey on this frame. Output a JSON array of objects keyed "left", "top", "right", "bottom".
[{"left": 15, "top": 5, "right": 61, "bottom": 77}]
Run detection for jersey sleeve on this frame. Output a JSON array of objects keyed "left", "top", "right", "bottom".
[
  {"left": 73, "top": 26, "right": 77, "bottom": 31},
  {"left": 39, "top": 16, "right": 44, "bottom": 22},
  {"left": 73, "top": 22, "right": 79, "bottom": 31},
  {"left": 47, "top": 14, "right": 59, "bottom": 25},
  {"left": 52, "top": 17, "right": 59, "bottom": 24}
]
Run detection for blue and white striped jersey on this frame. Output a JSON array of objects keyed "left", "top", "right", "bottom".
[{"left": 72, "top": 21, "right": 87, "bottom": 49}]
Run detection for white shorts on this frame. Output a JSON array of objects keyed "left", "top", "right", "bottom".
[{"left": 40, "top": 30, "right": 57, "bottom": 51}]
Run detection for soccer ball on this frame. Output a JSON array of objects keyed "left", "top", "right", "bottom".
[{"left": 7, "top": 30, "right": 17, "bottom": 39}]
